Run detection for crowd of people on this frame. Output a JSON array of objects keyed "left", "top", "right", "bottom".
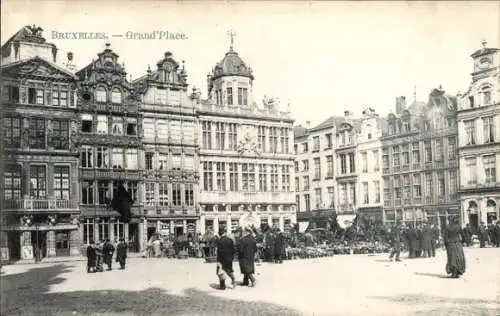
[{"left": 86, "top": 238, "right": 128, "bottom": 273}]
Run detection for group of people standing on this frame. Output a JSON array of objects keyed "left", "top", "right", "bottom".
[
  {"left": 86, "top": 239, "right": 128, "bottom": 273},
  {"left": 389, "top": 218, "right": 466, "bottom": 278},
  {"left": 216, "top": 227, "right": 258, "bottom": 290},
  {"left": 477, "top": 221, "right": 500, "bottom": 248}
]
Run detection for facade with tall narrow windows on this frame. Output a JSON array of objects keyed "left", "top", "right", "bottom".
[
  {"left": 196, "top": 43, "right": 296, "bottom": 234},
  {"left": 0, "top": 26, "right": 81, "bottom": 262},
  {"left": 457, "top": 41, "right": 500, "bottom": 229},
  {"left": 75, "top": 44, "right": 142, "bottom": 252},
  {"left": 132, "top": 52, "right": 199, "bottom": 246}
]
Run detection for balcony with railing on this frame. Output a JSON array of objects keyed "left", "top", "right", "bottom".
[
  {"left": 198, "top": 103, "right": 292, "bottom": 121},
  {"left": 200, "top": 191, "right": 295, "bottom": 204},
  {"left": 1, "top": 199, "right": 79, "bottom": 212},
  {"left": 459, "top": 181, "right": 500, "bottom": 191},
  {"left": 79, "top": 102, "right": 139, "bottom": 114},
  {"left": 80, "top": 168, "right": 141, "bottom": 180}
]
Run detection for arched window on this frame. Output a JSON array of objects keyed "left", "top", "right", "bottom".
[
  {"left": 482, "top": 87, "right": 491, "bottom": 105},
  {"left": 486, "top": 200, "right": 497, "bottom": 224},
  {"left": 111, "top": 88, "right": 121, "bottom": 104},
  {"left": 95, "top": 87, "right": 107, "bottom": 103}
]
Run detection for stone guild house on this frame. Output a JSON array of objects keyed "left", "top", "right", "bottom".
[
  {"left": 196, "top": 44, "right": 296, "bottom": 234},
  {"left": 0, "top": 26, "right": 81, "bottom": 261}
]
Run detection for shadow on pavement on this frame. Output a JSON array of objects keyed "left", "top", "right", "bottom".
[
  {"left": 1, "top": 264, "right": 301, "bottom": 316},
  {"left": 414, "top": 272, "right": 450, "bottom": 279},
  {"left": 369, "top": 294, "right": 499, "bottom": 316}
]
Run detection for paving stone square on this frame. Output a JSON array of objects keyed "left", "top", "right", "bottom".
[{"left": 1, "top": 248, "right": 499, "bottom": 316}]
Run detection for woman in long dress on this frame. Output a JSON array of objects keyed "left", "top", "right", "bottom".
[{"left": 444, "top": 217, "right": 466, "bottom": 278}]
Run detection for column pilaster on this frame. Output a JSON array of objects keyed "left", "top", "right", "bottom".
[{"left": 46, "top": 230, "right": 56, "bottom": 257}]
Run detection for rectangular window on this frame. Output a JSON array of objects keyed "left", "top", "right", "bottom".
[
  {"left": 172, "top": 183, "right": 182, "bottom": 206},
  {"left": 227, "top": 123, "right": 237, "bottom": 151},
  {"left": 259, "top": 164, "right": 267, "bottom": 192},
  {"left": 435, "top": 139, "right": 443, "bottom": 162},
  {"left": 143, "top": 119, "right": 155, "bottom": 138},
  {"left": 171, "top": 155, "right": 181, "bottom": 171},
  {"left": 83, "top": 219, "right": 95, "bottom": 245},
  {"left": 229, "top": 162, "right": 238, "bottom": 191},
  {"left": 326, "top": 155, "right": 334, "bottom": 177},
  {"left": 96, "top": 147, "right": 109, "bottom": 168},
  {"left": 242, "top": 163, "right": 256, "bottom": 192},
  {"left": 327, "top": 186, "right": 335, "bottom": 207},
  {"left": 2, "top": 85, "right": 20, "bottom": 103},
  {"left": 97, "top": 115, "right": 108, "bottom": 134},
  {"left": 394, "top": 176, "right": 401, "bottom": 199},
  {"left": 216, "top": 162, "right": 226, "bottom": 191},
  {"left": 303, "top": 160, "right": 309, "bottom": 172},
  {"left": 81, "top": 115, "right": 93, "bottom": 133},
  {"left": 157, "top": 153, "right": 167, "bottom": 171},
  {"left": 315, "top": 188, "right": 322, "bottom": 208},
  {"left": 159, "top": 183, "right": 168, "bottom": 206},
  {"left": 29, "top": 165, "right": 46, "bottom": 198},
  {"left": 402, "top": 145, "right": 410, "bottom": 166},
  {"left": 126, "top": 149, "right": 138, "bottom": 170},
  {"left": 80, "top": 146, "right": 93, "bottom": 168},
  {"left": 313, "top": 136, "right": 320, "bottom": 151},
  {"left": 373, "top": 150, "right": 380, "bottom": 171},
  {"left": 363, "top": 182, "right": 369, "bottom": 204},
  {"left": 202, "top": 121, "right": 212, "bottom": 149},
  {"left": 269, "top": 127, "right": 278, "bottom": 153},
  {"left": 238, "top": 87, "right": 248, "bottom": 105},
  {"left": 3, "top": 117, "right": 21, "bottom": 148},
  {"left": 392, "top": 146, "right": 400, "bottom": 166},
  {"left": 227, "top": 87, "right": 233, "bottom": 105},
  {"left": 325, "top": 133, "right": 332, "bottom": 148},
  {"left": 412, "top": 174, "right": 421, "bottom": 198},
  {"left": 374, "top": 180, "right": 380, "bottom": 203},
  {"left": 425, "top": 173, "right": 433, "bottom": 198},
  {"left": 483, "top": 155, "right": 496, "bottom": 183},
  {"left": 185, "top": 183, "right": 194, "bottom": 206},
  {"left": 280, "top": 128, "right": 287, "bottom": 153},
  {"left": 81, "top": 181, "right": 94, "bottom": 205},
  {"left": 98, "top": 181, "right": 109, "bottom": 205},
  {"left": 295, "top": 177, "right": 300, "bottom": 192},
  {"left": 126, "top": 118, "right": 137, "bottom": 136},
  {"left": 349, "top": 153, "right": 355, "bottom": 173},
  {"left": 424, "top": 141, "right": 432, "bottom": 163},
  {"left": 215, "top": 122, "right": 225, "bottom": 150},
  {"left": 314, "top": 158, "right": 321, "bottom": 179},
  {"left": 95, "top": 88, "right": 107, "bottom": 103},
  {"left": 145, "top": 182, "right": 155, "bottom": 206},
  {"left": 296, "top": 195, "right": 301, "bottom": 212},
  {"left": 412, "top": 142, "right": 420, "bottom": 164},
  {"left": 4, "top": 164, "right": 22, "bottom": 200},
  {"left": 382, "top": 148, "right": 389, "bottom": 168},
  {"left": 304, "top": 194, "right": 310, "bottom": 211},
  {"left": 282, "top": 165, "right": 291, "bottom": 192},
  {"left": 483, "top": 117, "right": 495, "bottom": 143},
  {"left": 203, "top": 162, "right": 213, "bottom": 191},
  {"left": 303, "top": 175, "right": 310, "bottom": 191},
  {"left": 127, "top": 181, "right": 138, "bottom": 204},
  {"left": 36, "top": 89, "right": 44, "bottom": 105},
  {"left": 270, "top": 164, "right": 279, "bottom": 192},
  {"left": 51, "top": 119, "right": 69, "bottom": 150},
  {"left": 361, "top": 152, "right": 368, "bottom": 172},
  {"left": 437, "top": 172, "right": 445, "bottom": 197},
  {"left": 448, "top": 137, "right": 456, "bottom": 160},
  {"left": 294, "top": 161, "right": 299, "bottom": 173},
  {"left": 258, "top": 126, "right": 266, "bottom": 152},
  {"left": 465, "top": 157, "right": 477, "bottom": 184},
  {"left": 53, "top": 166, "right": 70, "bottom": 200},
  {"left": 403, "top": 175, "right": 410, "bottom": 199},
  {"left": 112, "top": 117, "right": 123, "bottom": 135},
  {"left": 112, "top": 148, "right": 124, "bottom": 169},
  {"left": 464, "top": 120, "right": 476, "bottom": 145},
  {"left": 340, "top": 154, "right": 347, "bottom": 174},
  {"left": 145, "top": 152, "right": 154, "bottom": 170},
  {"left": 28, "top": 118, "right": 46, "bottom": 149},
  {"left": 449, "top": 170, "right": 457, "bottom": 195}
]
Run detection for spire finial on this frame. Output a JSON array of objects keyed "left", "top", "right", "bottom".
[
  {"left": 105, "top": 42, "right": 111, "bottom": 49},
  {"left": 481, "top": 39, "right": 487, "bottom": 49},
  {"left": 227, "top": 30, "right": 236, "bottom": 51}
]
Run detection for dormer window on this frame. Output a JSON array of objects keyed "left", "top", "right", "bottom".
[
  {"left": 469, "top": 96, "right": 474, "bottom": 108},
  {"left": 111, "top": 88, "right": 121, "bottom": 104},
  {"left": 402, "top": 121, "right": 410, "bottom": 133},
  {"left": 483, "top": 90, "right": 491, "bottom": 105},
  {"left": 388, "top": 123, "right": 394, "bottom": 135},
  {"left": 95, "top": 87, "right": 107, "bottom": 103},
  {"left": 238, "top": 87, "right": 248, "bottom": 105}
]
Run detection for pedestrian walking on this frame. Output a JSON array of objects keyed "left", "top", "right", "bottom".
[
  {"left": 86, "top": 240, "right": 97, "bottom": 273},
  {"left": 431, "top": 224, "right": 439, "bottom": 256},
  {"left": 492, "top": 221, "right": 500, "bottom": 247},
  {"left": 238, "top": 227, "right": 257, "bottom": 287},
  {"left": 421, "top": 222, "right": 433, "bottom": 258},
  {"left": 116, "top": 238, "right": 128, "bottom": 269},
  {"left": 444, "top": 217, "right": 466, "bottom": 279},
  {"left": 273, "top": 229, "right": 285, "bottom": 264},
  {"left": 406, "top": 224, "right": 418, "bottom": 258},
  {"left": 102, "top": 239, "right": 115, "bottom": 270},
  {"left": 388, "top": 221, "right": 402, "bottom": 262},
  {"left": 215, "top": 227, "right": 236, "bottom": 290},
  {"left": 478, "top": 222, "right": 489, "bottom": 248}
]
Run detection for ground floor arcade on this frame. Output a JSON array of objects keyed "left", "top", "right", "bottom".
[{"left": 460, "top": 194, "right": 499, "bottom": 230}]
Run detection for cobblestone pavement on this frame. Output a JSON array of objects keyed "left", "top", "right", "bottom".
[{"left": 1, "top": 248, "right": 499, "bottom": 316}]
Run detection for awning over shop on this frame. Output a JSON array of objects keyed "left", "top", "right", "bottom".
[
  {"left": 298, "top": 222, "right": 310, "bottom": 233},
  {"left": 336, "top": 214, "right": 356, "bottom": 229}
]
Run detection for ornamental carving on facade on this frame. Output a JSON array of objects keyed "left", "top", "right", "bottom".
[{"left": 237, "top": 125, "right": 261, "bottom": 156}]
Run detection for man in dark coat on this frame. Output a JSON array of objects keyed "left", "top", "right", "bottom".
[
  {"left": 388, "top": 221, "right": 402, "bottom": 262},
  {"left": 111, "top": 183, "right": 133, "bottom": 223},
  {"left": 478, "top": 222, "right": 490, "bottom": 248},
  {"left": 216, "top": 228, "right": 236, "bottom": 290},
  {"left": 431, "top": 224, "right": 440, "bottom": 256},
  {"left": 86, "top": 240, "right": 97, "bottom": 273},
  {"left": 421, "top": 222, "right": 433, "bottom": 258},
  {"left": 492, "top": 221, "right": 500, "bottom": 247},
  {"left": 273, "top": 229, "right": 285, "bottom": 264},
  {"left": 415, "top": 224, "right": 423, "bottom": 258},
  {"left": 238, "top": 227, "right": 257, "bottom": 287},
  {"left": 461, "top": 224, "right": 473, "bottom": 247},
  {"left": 406, "top": 224, "right": 418, "bottom": 258},
  {"left": 116, "top": 238, "right": 128, "bottom": 269},
  {"left": 102, "top": 239, "right": 115, "bottom": 270}
]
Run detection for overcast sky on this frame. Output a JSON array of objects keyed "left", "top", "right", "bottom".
[{"left": 2, "top": 1, "right": 499, "bottom": 126}]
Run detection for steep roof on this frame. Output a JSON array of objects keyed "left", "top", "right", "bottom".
[
  {"left": 0, "top": 55, "right": 77, "bottom": 80},
  {"left": 310, "top": 115, "right": 345, "bottom": 131}
]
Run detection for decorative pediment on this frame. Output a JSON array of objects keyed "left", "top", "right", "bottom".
[{"left": 1, "top": 57, "right": 76, "bottom": 81}]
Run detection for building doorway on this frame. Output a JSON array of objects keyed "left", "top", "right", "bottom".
[
  {"left": 486, "top": 200, "right": 497, "bottom": 225},
  {"left": 55, "top": 231, "right": 70, "bottom": 256},
  {"left": 31, "top": 230, "right": 46, "bottom": 261},
  {"left": 7, "top": 231, "right": 21, "bottom": 260},
  {"left": 467, "top": 201, "right": 479, "bottom": 231},
  {"left": 174, "top": 227, "right": 184, "bottom": 237}
]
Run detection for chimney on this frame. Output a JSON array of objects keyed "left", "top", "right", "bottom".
[
  {"left": 395, "top": 96, "right": 406, "bottom": 114},
  {"left": 306, "top": 121, "right": 311, "bottom": 129}
]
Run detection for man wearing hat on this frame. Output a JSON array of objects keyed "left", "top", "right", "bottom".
[
  {"left": 86, "top": 240, "right": 97, "bottom": 273},
  {"left": 216, "top": 227, "right": 236, "bottom": 290},
  {"left": 388, "top": 221, "right": 402, "bottom": 262},
  {"left": 238, "top": 226, "right": 258, "bottom": 286}
]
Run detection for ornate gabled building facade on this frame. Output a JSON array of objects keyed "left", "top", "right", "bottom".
[
  {"left": 75, "top": 44, "right": 142, "bottom": 252},
  {"left": 132, "top": 52, "right": 199, "bottom": 245},
  {"left": 356, "top": 108, "right": 384, "bottom": 222},
  {"left": 381, "top": 93, "right": 459, "bottom": 229},
  {"left": 196, "top": 43, "right": 296, "bottom": 234},
  {"left": 0, "top": 27, "right": 80, "bottom": 262},
  {"left": 457, "top": 41, "right": 500, "bottom": 229}
]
